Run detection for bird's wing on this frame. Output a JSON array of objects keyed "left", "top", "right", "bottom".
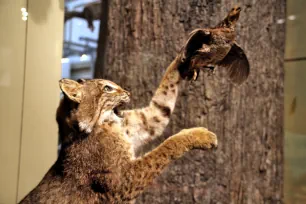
[
  {"left": 218, "top": 43, "right": 250, "bottom": 85},
  {"left": 179, "top": 29, "right": 212, "bottom": 62}
]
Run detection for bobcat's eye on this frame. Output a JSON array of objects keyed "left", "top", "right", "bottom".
[{"left": 103, "top": 85, "right": 114, "bottom": 92}]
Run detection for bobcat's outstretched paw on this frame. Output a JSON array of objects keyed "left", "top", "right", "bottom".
[{"left": 180, "top": 127, "right": 218, "bottom": 149}]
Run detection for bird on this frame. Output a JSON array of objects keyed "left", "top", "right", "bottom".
[
  {"left": 180, "top": 6, "right": 250, "bottom": 85},
  {"left": 64, "top": 1, "right": 101, "bottom": 32}
]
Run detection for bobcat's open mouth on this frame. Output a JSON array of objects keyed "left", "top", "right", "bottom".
[
  {"left": 113, "top": 103, "right": 126, "bottom": 118},
  {"left": 99, "top": 102, "right": 128, "bottom": 124}
]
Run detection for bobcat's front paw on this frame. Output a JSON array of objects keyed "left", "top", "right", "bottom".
[
  {"left": 178, "top": 29, "right": 212, "bottom": 81},
  {"left": 180, "top": 127, "right": 218, "bottom": 149}
]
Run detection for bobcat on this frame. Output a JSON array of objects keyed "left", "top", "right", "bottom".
[{"left": 20, "top": 40, "right": 218, "bottom": 204}]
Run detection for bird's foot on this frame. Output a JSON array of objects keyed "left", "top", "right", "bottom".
[
  {"left": 191, "top": 66, "right": 214, "bottom": 81},
  {"left": 203, "top": 66, "right": 215, "bottom": 76},
  {"left": 204, "top": 65, "right": 215, "bottom": 71}
]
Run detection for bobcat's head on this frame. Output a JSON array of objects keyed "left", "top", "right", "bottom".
[{"left": 58, "top": 78, "right": 130, "bottom": 135}]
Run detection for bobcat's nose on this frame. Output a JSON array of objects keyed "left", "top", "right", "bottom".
[{"left": 122, "top": 90, "right": 131, "bottom": 103}]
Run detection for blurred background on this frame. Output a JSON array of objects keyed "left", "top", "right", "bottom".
[{"left": 0, "top": 0, "right": 304, "bottom": 203}]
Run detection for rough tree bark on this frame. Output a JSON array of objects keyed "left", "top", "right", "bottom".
[{"left": 95, "top": 0, "right": 285, "bottom": 203}]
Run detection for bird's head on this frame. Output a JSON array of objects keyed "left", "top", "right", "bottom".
[
  {"left": 226, "top": 6, "right": 241, "bottom": 27},
  {"left": 223, "top": 6, "right": 241, "bottom": 27}
]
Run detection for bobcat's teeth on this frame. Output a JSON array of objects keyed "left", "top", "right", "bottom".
[{"left": 114, "top": 103, "right": 125, "bottom": 118}]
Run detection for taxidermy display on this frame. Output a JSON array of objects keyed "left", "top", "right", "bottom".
[
  {"left": 19, "top": 6, "right": 252, "bottom": 204},
  {"left": 19, "top": 41, "right": 218, "bottom": 203},
  {"left": 180, "top": 6, "right": 250, "bottom": 84},
  {"left": 65, "top": 1, "right": 101, "bottom": 31}
]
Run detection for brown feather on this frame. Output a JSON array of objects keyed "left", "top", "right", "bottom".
[
  {"left": 180, "top": 29, "right": 211, "bottom": 62},
  {"left": 218, "top": 43, "right": 250, "bottom": 84}
]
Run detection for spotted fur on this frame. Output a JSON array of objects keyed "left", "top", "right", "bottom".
[{"left": 20, "top": 57, "right": 218, "bottom": 203}]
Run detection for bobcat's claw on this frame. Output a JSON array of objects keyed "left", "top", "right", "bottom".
[{"left": 192, "top": 69, "right": 200, "bottom": 81}]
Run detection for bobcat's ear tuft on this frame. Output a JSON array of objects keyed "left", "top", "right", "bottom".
[{"left": 59, "top": 79, "right": 83, "bottom": 103}]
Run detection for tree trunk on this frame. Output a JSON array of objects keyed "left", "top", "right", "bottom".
[
  {"left": 95, "top": 0, "right": 285, "bottom": 203},
  {"left": 94, "top": 0, "right": 109, "bottom": 78}
]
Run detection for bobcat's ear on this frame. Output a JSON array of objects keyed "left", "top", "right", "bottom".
[{"left": 59, "top": 79, "right": 83, "bottom": 103}]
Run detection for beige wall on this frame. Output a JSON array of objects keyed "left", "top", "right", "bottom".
[
  {"left": 17, "top": 0, "right": 64, "bottom": 201},
  {"left": 0, "top": 0, "right": 28, "bottom": 203},
  {"left": 285, "top": 0, "right": 306, "bottom": 60},
  {"left": 284, "top": 0, "right": 306, "bottom": 203},
  {"left": 0, "top": 0, "right": 64, "bottom": 203}
]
